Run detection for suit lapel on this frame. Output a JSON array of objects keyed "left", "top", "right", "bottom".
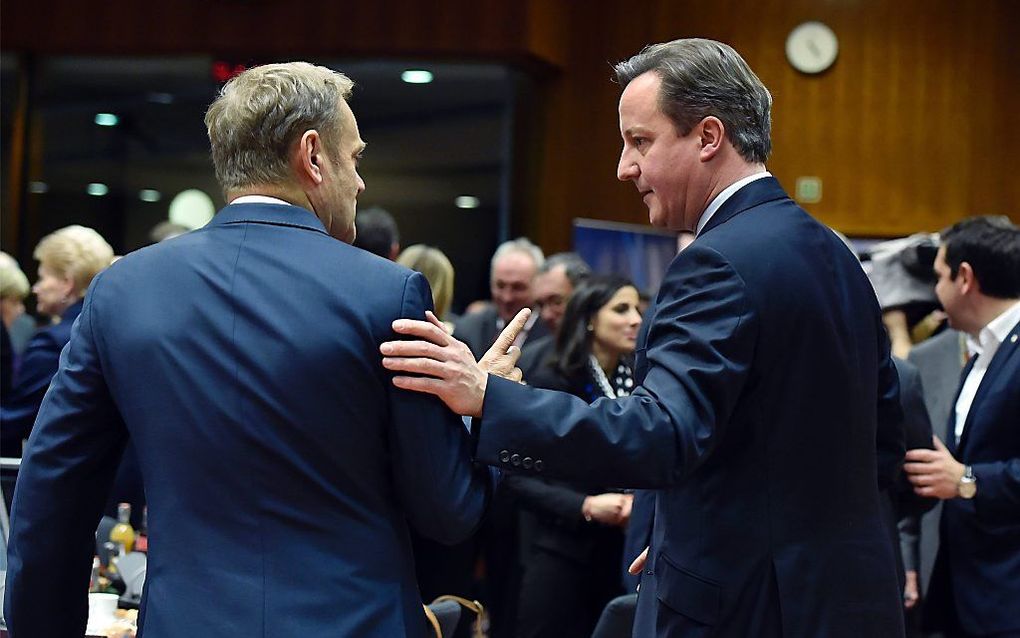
[
  {"left": 699, "top": 177, "right": 790, "bottom": 236},
  {"left": 955, "top": 318, "right": 1020, "bottom": 456}
]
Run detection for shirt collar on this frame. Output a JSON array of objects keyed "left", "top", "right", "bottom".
[
  {"left": 696, "top": 171, "right": 771, "bottom": 236},
  {"left": 229, "top": 195, "right": 293, "bottom": 206},
  {"left": 971, "top": 298, "right": 1020, "bottom": 353}
]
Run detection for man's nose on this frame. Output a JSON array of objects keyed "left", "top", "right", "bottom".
[{"left": 617, "top": 153, "right": 638, "bottom": 182}]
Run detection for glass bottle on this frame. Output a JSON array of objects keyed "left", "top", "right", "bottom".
[
  {"left": 135, "top": 506, "right": 148, "bottom": 553},
  {"left": 109, "top": 502, "right": 136, "bottom": 554}
]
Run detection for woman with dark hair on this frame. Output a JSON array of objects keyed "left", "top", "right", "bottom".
[{"left": 508, "top": 275, "right": 642, "bottom": 638}]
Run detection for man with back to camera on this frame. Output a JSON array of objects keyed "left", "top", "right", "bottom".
[
  {"left": 380, "top": 38, "right": 906, "bottom": 637},
  {"left": 903, "top": 216, "right": 1020, "bottom": 638},
  {"left": 3, "top": 62, "right": 516, "bottom": 638}
]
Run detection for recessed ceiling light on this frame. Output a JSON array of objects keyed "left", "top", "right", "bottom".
[
  {"left": 455, "top": 196, "right": 480, "bottom": 209},
  {"left": 87, "top": 183, "right": 109, "bottom": 196},
  {"left": 401, "top": 69, "right": 434, "bottom": 84},
  {"left": 94, "top": 113, "right": 119, "bottom": 127},
  {"left": 28, "top": 181, "right": 48, "bottom": 194},
  {"left": 139, "top": 189, "right": 162, "bottom": 202}
]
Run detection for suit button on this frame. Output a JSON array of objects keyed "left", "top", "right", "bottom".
[
  {"left": 510, "top": 454, "right": 521, "bottom": 467},
  {"left": 522, "top": 457, "right": 533, "bottom": 469},
  {"left": 534, "top": 460, "right": 543, "bottom": 472},
  {"left": 499, "top": 450, "right": 510, "bottom": 463}
]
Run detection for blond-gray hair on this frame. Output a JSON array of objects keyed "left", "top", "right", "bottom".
[
  {"left": 33, "top": 225, "right": 114, "bottom": 296},
  {"left": 204, "top": 62, "right": 354, "bottom": 192},
  {"left": 397, "top": 244, "right": 456, "bottom": 320},
  {"left": 0, "top": 251, "right": 30, "bottom": 300}
]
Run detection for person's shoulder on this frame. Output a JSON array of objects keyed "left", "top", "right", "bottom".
[{"left": 908, "top": 329, "right": 961, "bottom": 363}]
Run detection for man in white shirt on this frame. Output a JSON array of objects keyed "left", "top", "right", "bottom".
[{"left": 904, "top": 215, "right": 1020, "bottom": 638}]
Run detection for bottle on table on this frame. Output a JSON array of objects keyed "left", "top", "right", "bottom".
[{"left": 109, "top": 502, "right": 135, "bottom": 555}]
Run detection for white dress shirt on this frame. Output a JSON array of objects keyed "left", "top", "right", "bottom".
[
  {"left": 229, "top": 195, "right": 292, "bottom": 206},
  {"left": 954, "top": 300, "right": 1020, "bottom": 443}
]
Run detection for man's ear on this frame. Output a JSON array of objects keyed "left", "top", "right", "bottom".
[
  {"left": 957, "top": 261, "right": 978, "bottom": 295},
  {"left": 698, "top": 116, "right": 725, "bottom": 162},
  {"left": 294, "top": 129, "right": 324, "bottom": 186}
]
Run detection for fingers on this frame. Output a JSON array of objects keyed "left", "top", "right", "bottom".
[
  {"left": 391, "top": 375, "right": 445, "bottom": 396},
  {"left": 903, "top": 461, "right": 933, "bottom": 475},
  {"left": 932, "top": 435, "right": 948, "bottom": 452},
  {"left": 491, "top": 308, "right": 531, "bottom": 355},
  {"left": 505, "top": 345, "right": 522, "bottom": 365},
  {"left": 380, "top": 340, "right": 447, "bottom": 359},
  {"left": 904, "top": 448, "right": 938, "bottom": 462},
  {"left": 628, "top": 547, "right": 649, "bottom": 575},
  {"left": 391, "top": 318, "right": 452, "bottom": 347},
  {"left": 382, "top": 357, "right": 450, "bottom": 377},
  {"left": 506, "top": 367, "right": 523, "bottom": 383}
]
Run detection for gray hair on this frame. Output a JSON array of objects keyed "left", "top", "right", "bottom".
[
  {"left": 540, "top": 252, "right": 591, "bottom": 287},
  {"left": 614, "top": 38, "right": 772, "bottom": 164},
  {"left": 204, "top": 62, "right": 354, "bottom": 192},
  {"left": 490, "top": 237, "right": 545, "bottom": 280}
]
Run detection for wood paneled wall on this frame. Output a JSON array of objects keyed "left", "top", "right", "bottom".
[{"left": 3, "top": 0, "right": 1017, "bottom": 253}]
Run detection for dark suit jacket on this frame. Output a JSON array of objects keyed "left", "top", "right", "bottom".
[
  {"left": 4, "top": 203, "right": 492, "bottom": 638},
  {"left": 925, "top": 317, "right": 1020, "bottom": 636},
  {"left": 904, "top": 328, "right": 964, "bottom": 595},
  {"left": 454, "top": 304, "right": 549, "bottom": 360},
  {"left": 474, "top": 178, "right": 905, "bottom": 638},
  {"left": 0, "top": 300, "right": 82, "bottom": 457}
]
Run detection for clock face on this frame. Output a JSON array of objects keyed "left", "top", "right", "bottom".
[{"left": 786, "top": 21, "right": 839, "bottom": 74}]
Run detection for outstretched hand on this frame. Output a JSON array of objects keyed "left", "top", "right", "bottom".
[{"left": 380, "top": 309, "right": 530, "bottom": 417}]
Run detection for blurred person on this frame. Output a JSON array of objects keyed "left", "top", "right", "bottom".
[
  {"left": 0, "top": 226, "right": 113, "bottom": 457},
  {"left": 518, "top": 252, "right": 591, "bottom": 379},
  {"left": 381, "top": 38, "right": 906, "bottom": 637},
  {"left": 507, "top": 275, "right": 640, "bottom": 638},
  {"left": 0, "top": 252, "right": 37, "bottom": 356},
  {"left": 148, "top": 220, "right": 190, "bottom": 244},
  {"left": 904, "top": 216, "right": 1020, "bottom": 638},
  {"left": 4, "top": 62, "right": 497, "bottom": 638},
  {"left": 397, "top": 244, "right": 455, "bottom": 326},
  {"left": 455, "top": 238, "right": 547, "bottom": 359},
  {"left": 353, "top": 205, "right": 400, "bottom": 260}
]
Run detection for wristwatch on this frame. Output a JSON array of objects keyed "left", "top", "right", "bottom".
[{"left": 958, "top": 465, "right": 977, "bottom": 499}]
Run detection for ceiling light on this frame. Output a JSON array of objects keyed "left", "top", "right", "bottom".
[
  {"left": 87, "top": 183, "right": 109, "bottom": 196},
  {"left": 139, "top": 189, "right": 162, "bottom": 202},
  {"left": 28, "top": 181, "right": 48, "bottom": 194},
  {"left": 455, "top": 196, "right": 480, "bottom": 209},
  {"left": 401, "top": 69, "right": 434, "bottom": 84},
  {"left": 94, "top": 113, "right": 119, "bottom": 127}
]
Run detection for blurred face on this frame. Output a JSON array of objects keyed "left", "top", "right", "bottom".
[
  {"left": 933, "top": 244, "right": 971, "bottom": 334},
  {"left": 33, "top": 264, "right": 75, "bottom": 317},
  {"left": 490, "top": 251, "right": 537, "bottom": 322},
  {"left": 533, "top": 265, "right": 573, "bottom": 331},
  {"left": 617, "top": 72, "right": 708, "bottom": 232},
  {"left": 591, "top": 285, "right": 642, "bottom": 359},
  {"left": 1, "top": 296, "right": 25, "bottom": 329},
  {"left": 313, "top": 100, "right": 366, "bottom": 244}
]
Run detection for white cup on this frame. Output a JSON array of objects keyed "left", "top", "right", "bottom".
[{"left": 87, "top": 592, "right": 119, "bottom": 631}]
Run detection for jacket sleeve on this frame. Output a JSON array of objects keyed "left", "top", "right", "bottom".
[
  {"left": 476, "top": 244, "right": 758, "bottom": 488},
  {"left": 875, "top": 329, "right": 906, "bottom": 491},
  {"left": 0, "top": 327, "right": 63, "bottom": 446},
  {"left": 4, "top": 277, "right": 128, "bottom": 636},
  {"left": 386, "top": 272, "right": 494, "bottom": 544},
  {"left": 893, "top": 358, "right": 937, "bottom": 517},
  {"left": 973, "top": 459, "right": 1020, "bottom": 525}
]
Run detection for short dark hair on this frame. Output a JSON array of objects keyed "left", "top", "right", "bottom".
[
  {"left": 614, "top": 38, "right": 772, "bottom": 164},
  {"left": 540, "top": 252, "right": 592, "bottom": 287},
  {"left": 941, "top": 216, "right": 1020, "bottom": 299},
  {"left": 353, "top": 207, "right": 399, "bottom": 259},
  {"left": 554, "top": 274, "right": 634, "bottom": 378}
]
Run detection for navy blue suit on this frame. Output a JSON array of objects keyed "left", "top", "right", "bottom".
[
  {"left": 925, "top": 317, "right": 1020, "bottom": 636},
  {"left": 1, "top": 301, "right": 81, "bottom": 457},
  {"left": 4, "top": 203, "right": 492, "bottom": 637},
  {"left": 475, "top": 178, "right": 905, "bottom": 637}
]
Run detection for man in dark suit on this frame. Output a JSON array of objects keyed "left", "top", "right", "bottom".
[
  {"left": 4, "top": 62, "right": 496, "bottom": 638},
  {"left": 455, "top": 238, "right": 548, "bottom": 359},
  {"left": 382, "top": 39, "right": 905, "bottom": 637},
  {"left": 904, "top": 216, "right": 1020, "bottom": 638}
]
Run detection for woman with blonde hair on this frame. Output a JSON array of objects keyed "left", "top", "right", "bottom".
[
  {"left": 397, "top": 244, "right": 455, "bottom": 327},
  {"left": 1, "top": 225, "right": 113, "bottom": 455}
]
